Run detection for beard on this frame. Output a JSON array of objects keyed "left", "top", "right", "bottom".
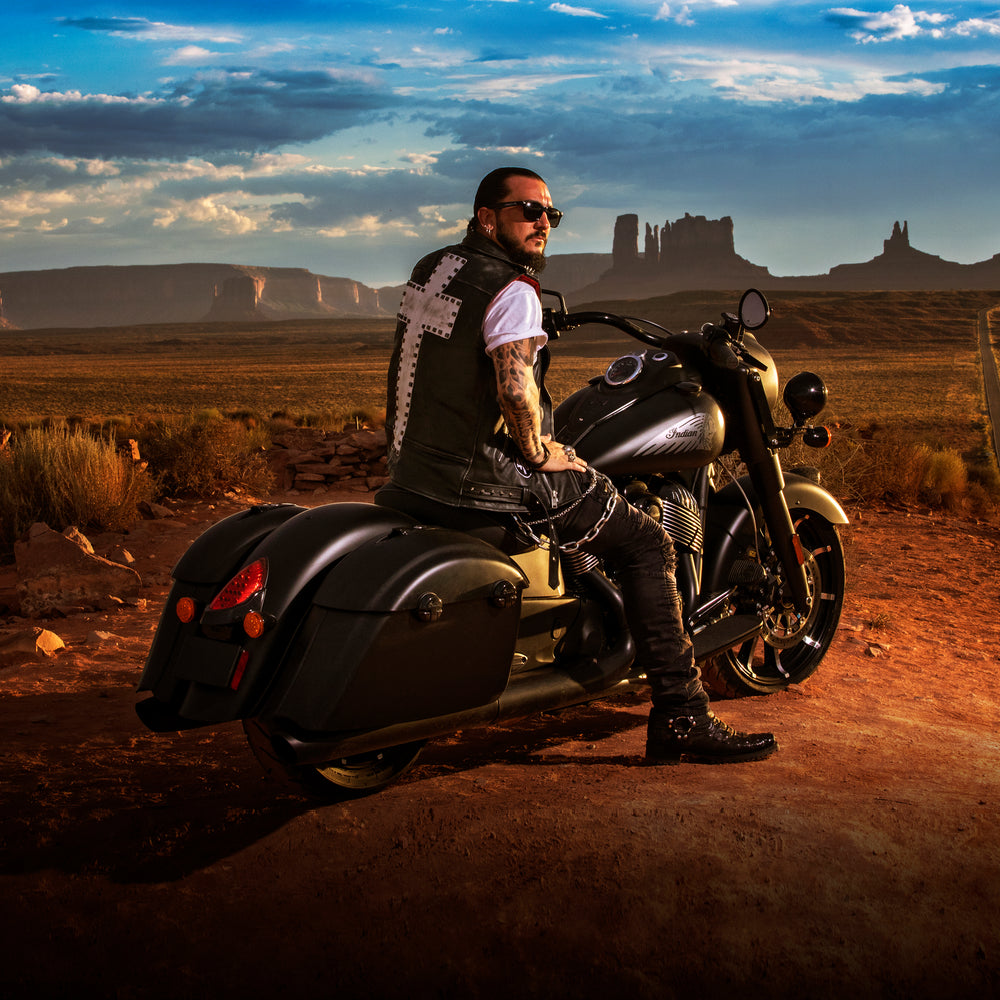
[{"left": 496, "top": 230, "right": 547, "bottom": 273}]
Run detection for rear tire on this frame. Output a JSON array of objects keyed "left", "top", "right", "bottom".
[
  {"left": 703, "top": 510, "right": 845, "bottom": 697},
  {"left": 243, "top": 719, "right": 425, "bottom": 801}
]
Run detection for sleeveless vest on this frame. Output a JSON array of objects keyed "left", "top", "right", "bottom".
[{"left": 386, "top": 232, "right": 577, "bottom": 513}]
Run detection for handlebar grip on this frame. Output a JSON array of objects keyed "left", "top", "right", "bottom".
[{"left": 709, "top": 338, "right": 741, "bottom": 370}]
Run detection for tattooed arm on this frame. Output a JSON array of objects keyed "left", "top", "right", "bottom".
[{"left": 491, "top": 339, "right": 585, "bottom": 472}]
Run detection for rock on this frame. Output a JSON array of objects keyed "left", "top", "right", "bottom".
[
  {"left": 0, "top": 627, "right": 65, "bottom": 665},
  {"left": 0, "top": 564, "right": 20, "bottom": 615},
  {"left": 138, "top": 500, "right": 175, "bottom": 519},
  {"left": 62, "top": 525, "right": 95, "bottom": 553},
  {"left": 14, "top": 523, "right": 142, "bottom": 616},
  {"left": 86, "top": 630, "right": 127, "bottom": 647},
  {"left": 104, "top": 544, "right": 135, "bottom": 565}
]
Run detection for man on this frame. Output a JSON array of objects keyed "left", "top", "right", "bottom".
[{"left": 377, "top": 166, "right": 777, "bottom": 764}]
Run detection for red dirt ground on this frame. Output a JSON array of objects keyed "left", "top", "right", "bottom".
[{"left": 2, "top": 487, "right": 999, "bottom": 1000}]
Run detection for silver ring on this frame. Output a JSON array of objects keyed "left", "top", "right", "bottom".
[{"left": 564, "top": 446, "right": 576, "bottom": 461}]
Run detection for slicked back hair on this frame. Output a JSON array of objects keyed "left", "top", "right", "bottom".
[{"left": 466, "top": 166, "right": 547, "bottom": 235}]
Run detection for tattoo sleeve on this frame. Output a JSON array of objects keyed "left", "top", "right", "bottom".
[{"left": 491, "top": 340, "right": 545, "bottom": 465}]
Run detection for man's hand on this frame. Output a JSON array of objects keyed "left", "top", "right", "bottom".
[{"left": 535, "top": 434, "right": 587, "bottom": 472}]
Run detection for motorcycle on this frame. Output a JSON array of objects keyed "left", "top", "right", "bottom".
[{"left": 136, "top": 288, "right": 847, "bottom": 798}]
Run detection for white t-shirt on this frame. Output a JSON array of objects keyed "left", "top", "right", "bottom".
[{"left": 482, "top": 278, "right": 548, "bottom": 357}]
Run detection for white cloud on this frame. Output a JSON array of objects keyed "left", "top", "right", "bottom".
[
  {"left": 448, "top": 72, "right": 598, "bottom": 99},
  {"left": 951, "top": 16, "right": 1000, "bottom": 38},
  {"left": 828, "top": 5, "right": 949, "bottom": 44},
  {"left": 164, "top": 46, "right": 226, "bottom": 66},
  {"left": 655, "top": 0, "right": 738, "bottom": 25},
  {"left": 549, "top": 3, "right": 609, "bottom": 19},
  {"left": 1, "top": 83, "right": 162, "bottom": 106},
  {"left": 60, "top": 17, "right": 242, "bottom": 45},
  {"left": 154, "top": 196, "right": 258, "bottom": 234},
  {"left": 662, "top": 53, "right": 945, "bottom": 103},
  {"left": 317, "top": 214, "right": 418, "bottom": 239}
]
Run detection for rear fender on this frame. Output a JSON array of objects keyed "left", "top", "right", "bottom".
[{"left": 172, "top": 502, "right": 306, "bottom": 584}]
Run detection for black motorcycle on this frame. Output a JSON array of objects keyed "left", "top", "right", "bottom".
[{"left": 136, "top": 288, "right": 846, "bottom": 798}]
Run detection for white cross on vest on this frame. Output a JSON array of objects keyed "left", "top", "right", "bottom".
[{"left": 391, "top": 252, "right": 466, "bottom": 453}]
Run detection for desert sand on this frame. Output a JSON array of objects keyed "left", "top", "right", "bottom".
[{"left": 1, "top": 485, "right": 999, "bottom": 999}]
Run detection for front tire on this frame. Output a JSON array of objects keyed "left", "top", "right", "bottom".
[
  {"left": 703, "top": 510, "right": 845, "bottom": 697},
  {"left": 243, "top": 719, "right": 425, "bottom": 800}
]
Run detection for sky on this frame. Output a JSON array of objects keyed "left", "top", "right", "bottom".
[{"left": 1, "top": 1, "right": 998, "bottom": 288}]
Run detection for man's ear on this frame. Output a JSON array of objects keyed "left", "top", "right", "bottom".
[{"left": 477, "top": 206, "right": 497, "bottom": 235}]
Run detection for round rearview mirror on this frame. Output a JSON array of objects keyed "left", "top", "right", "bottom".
[{"left": 739, "top": 289, "right": 769, "bottom": 330}]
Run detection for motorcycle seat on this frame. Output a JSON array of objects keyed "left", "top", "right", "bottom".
[{"left": 374, "top": 484, "right": 534, "bottom": 555}]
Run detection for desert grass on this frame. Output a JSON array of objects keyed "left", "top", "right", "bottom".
[{"left": 0, "top": 427, "right": 155, "bottom": 550}]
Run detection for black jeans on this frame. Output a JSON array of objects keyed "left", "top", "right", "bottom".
[{"left": 552, "top": 474, "right": 710, "bottom": 714}]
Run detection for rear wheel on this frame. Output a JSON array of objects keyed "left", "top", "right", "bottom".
[
  {"left": 703, "top": 510, "right": 845, "bottom": 697},
  {"left": 243, "top": 719, "right": 425, "bottom": 800}
]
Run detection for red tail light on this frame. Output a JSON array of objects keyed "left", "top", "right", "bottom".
[{"left": 209, "top": 558, "right": 267, "bottom": 610}]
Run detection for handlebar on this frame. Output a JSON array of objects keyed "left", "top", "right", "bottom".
[
  {"left": 541, "top": 287, "right": 771, "bottom": 373},
  {"left": 544, "top": 309, "right": 673, "bottom": 349}
]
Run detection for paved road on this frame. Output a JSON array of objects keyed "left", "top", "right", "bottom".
[{"left": 980, "top": 308, "right": 1000, "bottom": 466}]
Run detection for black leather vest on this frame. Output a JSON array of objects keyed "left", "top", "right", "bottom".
[{"left": 385, "top": 233, "right": 571, "bottom": 512}]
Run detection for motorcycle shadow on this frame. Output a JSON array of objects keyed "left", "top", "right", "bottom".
[
  {"left": 400, "top": 692, "right": 650, "bottom": 781},
  {"left": 0, "top": 694, "right": 647, "bottom": 885}
]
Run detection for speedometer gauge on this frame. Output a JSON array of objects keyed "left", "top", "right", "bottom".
[{"left": 604, "top": 354, "right": 644, "bottom": 386}]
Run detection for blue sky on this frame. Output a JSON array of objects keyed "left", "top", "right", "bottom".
[{"left": 1, "top": 1, "right": 998, "bottom": 287}]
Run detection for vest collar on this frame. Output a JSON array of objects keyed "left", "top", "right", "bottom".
[{"left": 461, "top": 231, "right": 540, "bottom": 280}]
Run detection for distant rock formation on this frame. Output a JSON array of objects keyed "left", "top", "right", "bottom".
[
  {"left": 579, "top": 212, "right": 770, "bottom": 299},
  {"left": 205, "top": 274, "right": 267, "bottom": 321},
  {"left": 0, "top": 263, "right": 391, "bottom": 330},
  {"left": 570, "top": 214, "right": 1000, "bottom": 302},
  {"left": 799, "top": 219, "right": 1000, "bottom": 290},
  {"left": 0, "top": 288, "right": 13, "bottom": 329}
]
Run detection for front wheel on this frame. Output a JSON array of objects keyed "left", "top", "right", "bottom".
[
  {"left": 703, "top": 510, "right": 845, "bottom": 697},
  {"left": 243, "top": 719, "right": 425, "bottom": 801}
]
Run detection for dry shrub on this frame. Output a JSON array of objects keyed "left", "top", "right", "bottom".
[
  {"left": 921, "top": 448, "right": 967, "bottom": 509},
  {"left": 137, "top": 413, "right": 273, "bottom": 498},
  {"left": 268, "top": 405, "right": 385, "bottom": 434},
  {"left": 0, "top": 426, "right": 155, "bottom": 550}
]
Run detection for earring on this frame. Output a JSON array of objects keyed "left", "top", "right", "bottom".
[{"left": 485, "top": 225, "right": 493, "bottom": 234}]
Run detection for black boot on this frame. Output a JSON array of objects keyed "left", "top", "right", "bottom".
[{"left": 646, "top": 708, "right": 778, "bottom": 764}]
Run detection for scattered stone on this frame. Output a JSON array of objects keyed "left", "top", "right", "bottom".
[
  {"left": 62, "top": 525, "right": 95, "bottom": 553},
  {"left": 86, "top": 630, "right": 127, "bottom": 647},
  {"left": 267, "top": 426, "right": 388, "bottom": 493},
  {"left": 138, "top": 500, "right": 175, "bottom": 519},
  {"left": 14, "top": 523, "right": 142, "bottom": 616},
  {"left": 104, "top": 544, "right": 136, "bottom": 565},
  {"left": 0, "top": 627, "right": 65, "bottom": 665}
]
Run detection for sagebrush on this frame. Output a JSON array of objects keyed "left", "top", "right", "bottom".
[{"left": 0, "top": 427, "right": 155, "bottom": 550}]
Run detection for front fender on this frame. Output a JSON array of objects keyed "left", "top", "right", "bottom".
[
  {"left": 701, "top": 473, "right": 847, "bottom": 598},
  {"left": 783, "top": 474, "right": 849, "bottom": 526}
]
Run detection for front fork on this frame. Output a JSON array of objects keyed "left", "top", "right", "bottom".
[{"left": 737, "top": 369, "right": 812, "bottom": 613}]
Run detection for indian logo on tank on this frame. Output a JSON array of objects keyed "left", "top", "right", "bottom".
[{"left": 634, "top": 413, "right": 717, "bottom": 457}]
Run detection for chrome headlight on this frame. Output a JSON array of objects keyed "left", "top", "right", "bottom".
[{"left": 783, "top": 371, "right": 828, "bottom": 424}]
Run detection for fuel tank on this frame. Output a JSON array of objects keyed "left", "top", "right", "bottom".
[{"left": 555, "top": 348, "right": 725, "bottom": 475}]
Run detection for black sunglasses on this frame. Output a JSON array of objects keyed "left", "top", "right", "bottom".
[{"left": 492, "top": 201, "right": 563, "bottom": 228}]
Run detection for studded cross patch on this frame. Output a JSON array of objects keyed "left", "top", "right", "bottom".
[{"left": 391, "top": 252, "right": 465, "bottom": 453}]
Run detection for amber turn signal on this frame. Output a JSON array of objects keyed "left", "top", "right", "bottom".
[
  {"left": 175, "top": 596, "right": 197, "bottom": 623},
  {"left": 243, "top": 610, "right": 267, "bottom": 639}
]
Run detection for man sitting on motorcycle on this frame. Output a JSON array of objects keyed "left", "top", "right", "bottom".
[{"left": 376, "top": 166, "right": 777, "bottom": 764}]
